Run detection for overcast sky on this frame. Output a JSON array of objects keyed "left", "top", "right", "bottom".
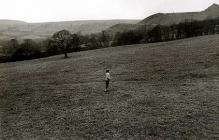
[{"left": 0, "top": 0, "right": 219, "bottom": 23}]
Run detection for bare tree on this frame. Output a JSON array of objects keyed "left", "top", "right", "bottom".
[{"left": 52, "top": 30, "right": 71, "bottom": 58}]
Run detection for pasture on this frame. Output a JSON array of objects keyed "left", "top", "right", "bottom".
[{"left": 0, "top": 35, "right": 219, "bottom": 139}]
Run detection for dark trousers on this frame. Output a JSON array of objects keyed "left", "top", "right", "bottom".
[{"left": 106, "top": 80, "right": 109, "bottom": 89}]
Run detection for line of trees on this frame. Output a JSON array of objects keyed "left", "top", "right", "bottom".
[
  {"left": 0, "top": 30, "right": 110, "bottom": 62},
  {"left": 1, "top": 39, "right": 42, "bottom": 61},
  {"left": 112, "top": 18, "right": 219, "bottom": 46},
  {"left": 0, "top": 18, "right": 219, "bottom": 62}
]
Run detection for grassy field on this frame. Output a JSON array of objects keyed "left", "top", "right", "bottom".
[{"left": 0, "top": 35, "right": 219, "bottom": 139}]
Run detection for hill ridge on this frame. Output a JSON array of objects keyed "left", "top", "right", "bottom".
[{"left": 139, "top": 3, "right": 219, "bottom": 25}]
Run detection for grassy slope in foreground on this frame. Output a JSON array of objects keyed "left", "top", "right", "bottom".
[{"left": 0, "top": 35, "right": 219, "bottom": 139}]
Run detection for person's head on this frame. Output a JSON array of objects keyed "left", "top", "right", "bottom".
[{"left": 106, "top": 69, "right": 109, "bottom": 73}]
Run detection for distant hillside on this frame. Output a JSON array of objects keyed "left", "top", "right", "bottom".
[
  {"left": 105, "top": 23, "right": 140, "bottom": 35},
  {"left": 0, "top": 20, "right": 27, "bottom": 39},
  {"left": 0, "top": 20, "right": 27, "bottom": 25},
  {"left": 139, "top": 3, "right": 219, "bottom": 25},
  {"left": 106, "top": 4, "right": 219, "bottom": 36},
  {"left": 0, "top": 20, "right": 139, "bottom": 41},
  {"left": 105, "top": 23, "right": 156, "bottom": 36}
]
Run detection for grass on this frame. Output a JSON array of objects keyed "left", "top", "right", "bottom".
[{"left": 0, "top": 35, "right": 219, "bottom": 139}]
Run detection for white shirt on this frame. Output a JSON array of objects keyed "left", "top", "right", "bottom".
[{"left": 105, "top": 72, "right": 111, "bottom": 81}]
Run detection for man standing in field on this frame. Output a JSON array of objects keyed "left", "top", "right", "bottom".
[{"left": 105, "top": 70, "right": 111, "bottom": 92}]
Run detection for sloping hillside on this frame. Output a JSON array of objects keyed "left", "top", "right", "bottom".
[
  {"left": 106, "top": 3, "right": 219, "bottom": 35},
  {"left": 105, "top": 23, "right": 140, "bottom": 35},
  {"left": 0, "top": 20, "right": 26, "bottom": 26},
  {"left": 0, "top": 20, "right": 139, "bottom": 40},
  {"left": 139, "top": 3, "right": 219, "bottom": 25},
  {"left": 0, "top": 35, "right": 219, "bottom": 139},
  {"left": 105, "top": 23, "right": 155, "bottom": 36}
]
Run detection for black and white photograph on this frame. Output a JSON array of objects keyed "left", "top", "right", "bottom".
[{"left": 0, "top": 0, "right": 219, "bottom": 139}]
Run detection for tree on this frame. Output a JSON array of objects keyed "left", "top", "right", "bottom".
[
  {"left": 2, "top": 38, "right": 19, "bottom": 56},
  {"left": 87, "top": 34, "right": 102, "bottom": 49},
  {"left": 69, "top": 34, "right": 80, "bottom": 51},
  {"left": 11, "top": 39, "right": 42, "bottom": 61},
  {"left": 111, "top": 30, "right": 141, "bottom": 46},
  {"left": 99, "top": 31, "right": 110, "bottom": 47},
  {"left": 46, "top": 38, "right": 62, "bottom": 55},
  {"left": 51, "top": 30, "right": 71, "bottom": 58},
  {"left": 148, "top": 25, "right": 162, "bottom": 42}
]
